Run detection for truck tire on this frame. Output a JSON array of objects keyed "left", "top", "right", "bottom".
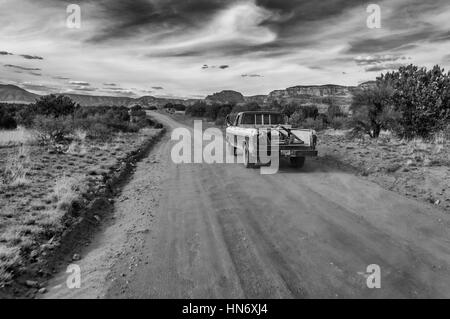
[
  {"left": 290, "top": 157, "right": 305, "bottom": 168},
  {"left": 243, "top": 143, "right": 255, "bottom": 168}
]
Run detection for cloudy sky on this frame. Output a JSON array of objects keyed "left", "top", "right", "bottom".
[{"left": 1, "top": 0, "right": 449, "bottom": 98}]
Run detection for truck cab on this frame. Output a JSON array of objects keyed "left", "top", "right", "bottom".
[{"left": 225, "top": 111, "right": 318, "bottom": 168}]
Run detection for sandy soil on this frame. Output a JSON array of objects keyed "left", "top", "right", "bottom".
[
  {"left": 318, "top": 130, "right": 450, "bottom": 212},
  {"left": 43, "top": 112, "right": 450, "bottom": 298}
]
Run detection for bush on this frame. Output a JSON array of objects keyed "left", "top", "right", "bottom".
[
  {"left": 327, "top": 104, "right": 344, "bottom": 121},
  {"left": 32, "top": 115, "right": 74, "bottom": 144},
  {"left": 329, "top": 117, "right": 348, "bottom": 130},
  {"left": 382, "top": 65, "right": 450, "bottom": 138},
  {"left": 86, "top": 123, "right": 112, "bottom": 142},
  {"left": 186, "top": 101, "right": 207, "bottom": 117},
  {"left": 302, "top": 118, "right": 326, "bottom": 131},
  {"left": 33, "top": 95, "right": 78, "bottom": 118},
  {"left": 0, "top": 105, "right": 17, "bottom": 129},
  {"left": 215, "top": 117, "right": 226, "bottom": 126}
]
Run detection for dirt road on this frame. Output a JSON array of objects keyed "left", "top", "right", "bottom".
[{"left": 44, "top": 112, "right": 450, "bottom": 298}]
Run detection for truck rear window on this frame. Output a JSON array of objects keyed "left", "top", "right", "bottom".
[{"left": 241, "top": 113, "right": 285, "bottom": 125}]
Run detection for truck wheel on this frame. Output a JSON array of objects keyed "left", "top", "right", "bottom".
[
  {"left": 290, "top": 157, "right": 305, "bottom": 168},
  {"left": 243, "top": 144, "right": 255, "bottom": 168}
]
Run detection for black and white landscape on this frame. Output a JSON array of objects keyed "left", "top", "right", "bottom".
[{"left": 1, "top": 0, "right": 450, "bottom": 301}]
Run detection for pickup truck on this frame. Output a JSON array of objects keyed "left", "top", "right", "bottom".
[{"left": 225, "top": 111, "right": 318, "bottom": 168}]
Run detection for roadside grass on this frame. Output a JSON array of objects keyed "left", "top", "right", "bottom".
[
  {"left": 0, "top": 128, "right": 162, "bottom": 288},
  {"left": 0, "top": 127, "right": 35, "bottom": 147},
  {"left": 318, "top": 129, "right": 450, "bottom": 210},
  {"left": 1, "top": 145, "right": 32, "bottom": 187}
]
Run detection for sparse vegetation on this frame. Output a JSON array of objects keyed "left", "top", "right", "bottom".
[{"left": 0, "top": 94, "right": 163, "bottom": 289}]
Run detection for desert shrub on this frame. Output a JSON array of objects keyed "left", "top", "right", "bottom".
[
  {"left": 281, "top": 103, "right": 298, "bottom": 118},
  {"left": 382, "top": 65, "right": 450, "bottom": 138},
  {"left": 86, "top": 122, "right": 112, "bottom": 141},
  {"left": 173, "top": 104, "right": 186, "bottom": 111},
  {"left": 301, "top": 118, "right": 326, "bottom": 131},
  {"left": 130, "top": 104, "right": 146, "bottom": 117},
  {"left": 33, "top": 95, "right": 78, "bottom": 118},
  {"left": 350, "top": 80, "right": 395, "bottom": 138},
  {"left": 186, "top": 101, "right": 207, "bottom": 117},
  {"left": 164, "top": 103, "right": 186, "bottom": 111},
  {"left": 329, "top": 116, "right": 348, "bottom": 130},
  {"left": 232, "top": 102, "right": 259, "bottom": 113},
  {"left": 204, "top": 104, "right": 221, "bottom": 120},
  {"left": 215, "top": 117, "right": 226, "bottom": 126},
  {"left": 32, "top": 115, "right": 74, "bottom": 144},
  {"left": 145, "top": 106, "right": 157, "bottom": 110},
  {"left": 52, "top": 175, "right": 87, "bottom": 211},
  {"left": 14, "top": 104, "right": 36, "bottom": 127},
  {"left": 0, "top": 105, "right": 17, "bottom": 129},
  {"left": 327, "top": 104, "right": 344, "bottom": 120}
]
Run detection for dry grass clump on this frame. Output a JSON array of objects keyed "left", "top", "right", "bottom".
[
  {"left": 0, "top": 145, "right": 32, "bottom": 187},
  {"left": 0, "top": 245, "right": 21, "bottom": 283},
  {"left": 52, "top": 175, "right": 88, "bottom": 211}
]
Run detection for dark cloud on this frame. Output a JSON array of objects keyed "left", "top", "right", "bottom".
[
  {"left": 241, "top": 74, "right": 263, "bottom": 78},
  {"left": 103, "top": 83, "right": 117, "bottom": 86},
  {"left": 53, "top": 76, "right": 70, "bottom": 80},
  {"left": 104, "top": 87, "right": 127, "bottom": 91},
  {"left": 0, "top": 51, "right": 13, "bottom": 55},
  {"left": 152, "top": 86, "right": 164, "bottom": 90},
  {"left": 346, "top": 28, "right": 436, "bottom": 54},
  {"left": 30, "top": 72, "right": 42, "bottom": 76},
  {"left": 4, "top": 64, "right": 41, "bottom": 71},
  {"left": 202, "top": 64, "right": 230, "bottom": 70},
  {"left": 69, "top": 81, "right": 90, "bottom": 86},
  {"left": 429, "top": 31, "right": 450, "bottom": 43},
  {"left": 85, "top": 0, "right": 229, "bottom": 42},
  {"left": 20, "top": 54, "right": 44, "bottom": 60}
]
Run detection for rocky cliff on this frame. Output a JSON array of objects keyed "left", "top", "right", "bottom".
[{"left": 263, "top": 84, "right": 357, "bottom": 113}]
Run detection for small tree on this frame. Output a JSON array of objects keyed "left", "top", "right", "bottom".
[{"left": 350, "top": 80, "right": 395, "bottom": 138}]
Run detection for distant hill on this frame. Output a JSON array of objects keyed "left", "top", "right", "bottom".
[
  {"left": 0, "top": 84, "right": 39, "bottom": 104},
  {"left": 0, "top": 84, "right": 198, "bottom": 107},
  {"left": 206, "top": 90, "right": 245, "bottom": 104},
  {"left": 0, "top": 83, "right": 368, "bottom": 113}
]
